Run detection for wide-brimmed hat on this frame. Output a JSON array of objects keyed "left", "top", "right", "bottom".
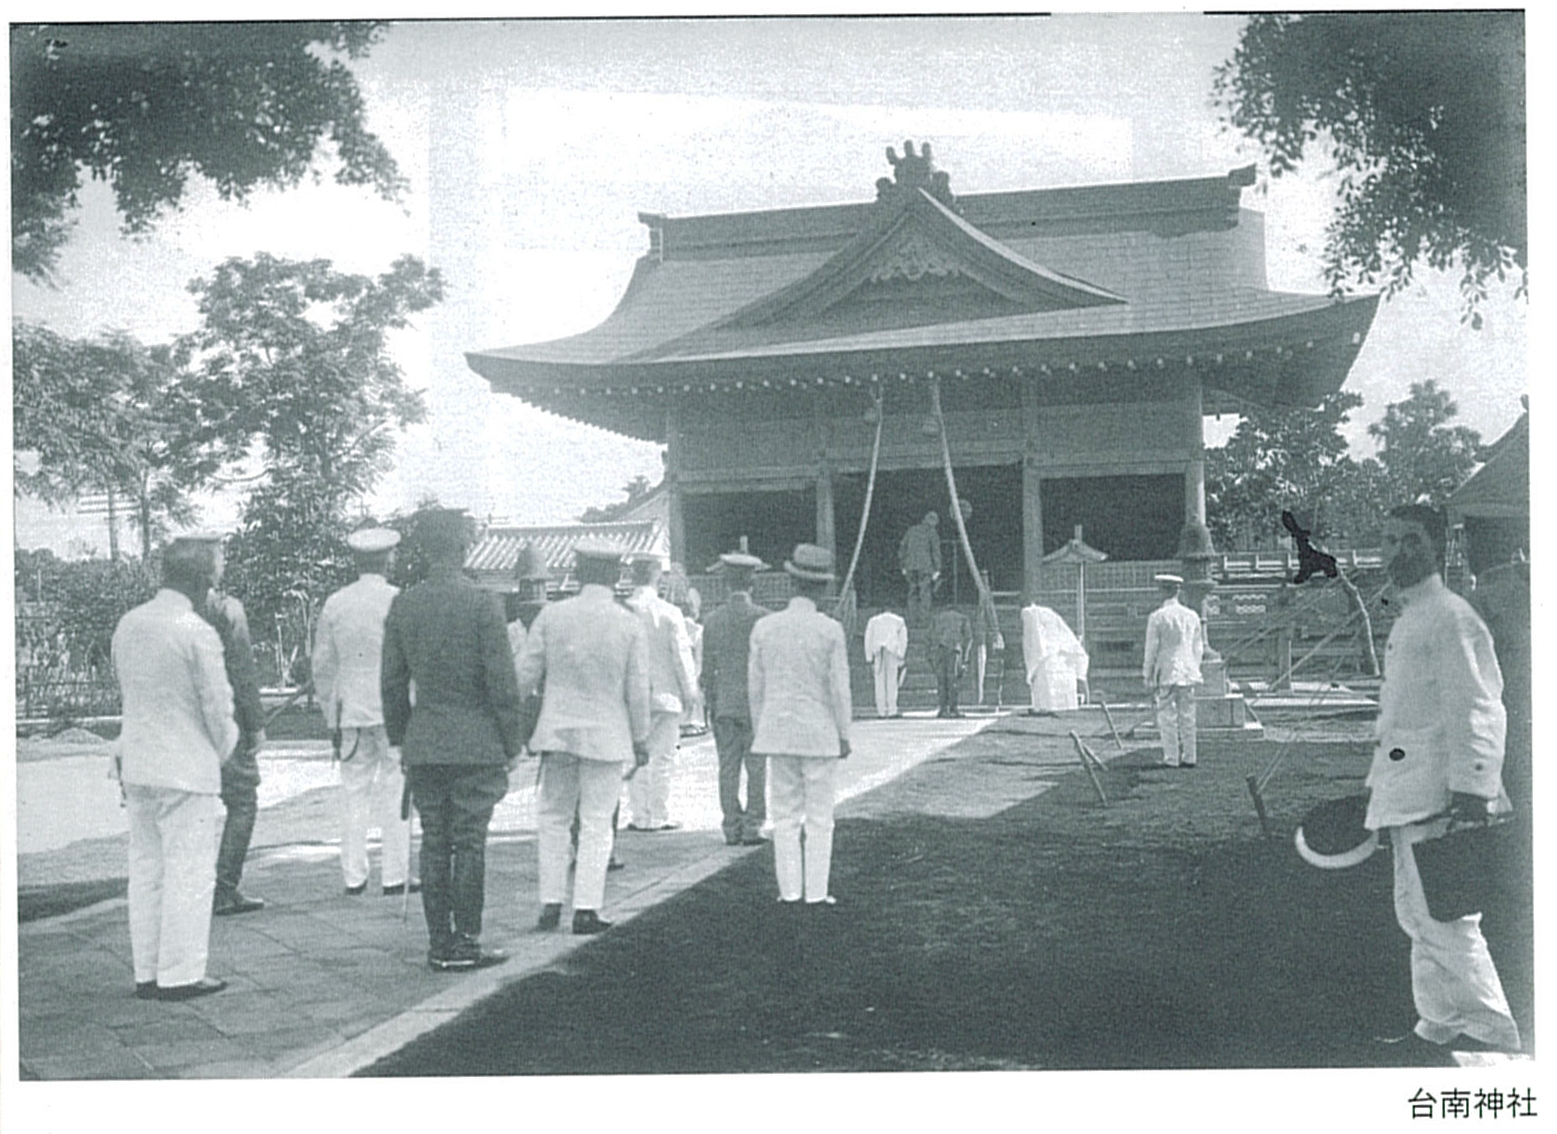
[
  {"left": 783, "top": 543, "right": 836, "bottom": 582},
  {"left": 714, "top": 550, "right": 767, "bottom": 572},
  {"left": 1294, "top": 793, "right": 1379, "bottom": 869},
  {"left": 346, "top": 527, "right": 401, "bottom": 553}
]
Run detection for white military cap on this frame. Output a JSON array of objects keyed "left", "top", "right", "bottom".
[
  {"left": 346, "top": 527, "right": 401, "bottom": 553},
  {"left": 573, "top": 539, "right": 625, "bottom": 565},
  {"left": 1153, "top": 573, "right": 1184, "bottom": 586},
  {"left": 716, "top": 551, "right": 766, "bottom": 571}
]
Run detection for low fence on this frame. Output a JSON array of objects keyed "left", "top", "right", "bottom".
[{"left": 17, "top": 670, "right": 121, "bottom": 721}]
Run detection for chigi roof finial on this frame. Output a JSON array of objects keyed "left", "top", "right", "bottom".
[{"left": 875, "top": 140, "right": 955, "bottom": 209}]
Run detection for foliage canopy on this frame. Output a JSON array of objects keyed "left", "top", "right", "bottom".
[{"left": 1214, "top": 12, "right": 1525, "bottom": 327}]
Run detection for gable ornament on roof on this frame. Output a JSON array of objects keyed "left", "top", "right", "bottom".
[{"left": 875, "top": 140, "right": 956, "bottom": 210}]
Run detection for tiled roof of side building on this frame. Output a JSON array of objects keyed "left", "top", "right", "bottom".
[{"left": 464, "top": 520, "right": 668, "bottom": 583}]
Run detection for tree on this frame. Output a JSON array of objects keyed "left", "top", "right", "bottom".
[
  {"left": 578, "top": 475, "right": 658, "bottom": 523},
  {"left": 178, "top": 252, "right": 444, "bottom": 660},
  {"left": 11, "top": 22, "right": 404, "bottom": 281},
  {"left": 1214, "top": 12, "right": 1525, "bottom": 327},
  {"left": 12, "top": 322, "right": 221, "bottom": 560},
  {"left": 1204, "top": 389, "right": 1377, "bottom": 549},
  {"left": 1367, "top": 380, "right": 1482, "bottom": 509}
]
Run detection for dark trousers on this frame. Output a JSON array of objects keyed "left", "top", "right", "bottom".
[
  {"left": 406, "top": 763, "right": 509, "bottom": 949},
  {"left": 714, "top": 716, "right": 767, "bottom": 842},
  {"left": 906, "top": 571, "right": 935, "bottom": 625},
  {"left": 934, "top": 646, "right": 962, "bottom": 715},
  {"left": 216, "top": 745, "right": 260, "bottom": 895}
]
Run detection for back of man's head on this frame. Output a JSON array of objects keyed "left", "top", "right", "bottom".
[
  {"left": 163, "top": 541, "right": 217, "bottom": 597},
  {"left": 575, "top": 557, "right": 621, "bottom": 589},
  {"left": 629, "top": 556, "right": 664, "bottom": 588},
  {"left": 1388, "top": 503, "right": 1448, "bottom": 568},
  {"left": 417, "top": 510, "right": 471, "bottom": 567}
]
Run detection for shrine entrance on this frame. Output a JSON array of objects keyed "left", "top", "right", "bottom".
[{"left": 835, "top": 463, "right": 1023, "bottom": 608}]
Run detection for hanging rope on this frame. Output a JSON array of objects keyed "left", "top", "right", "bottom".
[
  {"left": 929, "top": 375, "right": 1001, "bottom": 640},
  {"left": 835, "top": 384, "right": 885, "bottom": 641}
]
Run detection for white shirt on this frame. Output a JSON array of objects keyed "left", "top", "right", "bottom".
[
  {"left": 626, "top": 585, "right": 698, "bottom": 715},
  {"left": 515, "top": 585, "right": 652, "bottom": 763},
  {"left": 113, "top": 589, "right": 239, "bottom": 793},
  {"left": 1142, "top": 595, "right": 1204, "bottom": 687},
  {"left": 1365, "top": 574, "right": 1507, "bottom": 829},
  {"left": 863, "top": 610, "right": 908, "bottom": 664},
  {"left": 313, "top": 573, "right": 400, "bottom": 728},
  {"left": 1021, "top": 604, "right": 1088, "bottom": 682},
  {"left": 748, "top": 596, "right": 852, "bottom": 758}
]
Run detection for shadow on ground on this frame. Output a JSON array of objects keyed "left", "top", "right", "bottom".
[{"left": 358, "top": 728, "right": 1534, "bottom": 1075}]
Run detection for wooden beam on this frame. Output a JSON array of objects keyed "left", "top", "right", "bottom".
[{"left": 1021, "top": 372, "right": 1044, "bottom": 600}]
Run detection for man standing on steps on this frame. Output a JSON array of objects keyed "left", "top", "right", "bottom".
[
  {"left": 382, "top": 510, "right": 522, "bottom": 971},
  {"left": 313, "top": 527, "right": 413, "bottom": 899},
  {"left": 700, "top": 550, "right": 772, "bottom": 845},
  {"left": 1142, "top": 573, "right": 1204, "bottom": 768},
  {"left": 623, "top": 553, "right": 699, "bottom": 833},
  {"left": 898, "top": 511, "right": 941, "bottom": 626},
  {"left": 929, "top": 604, "right": 972, "bottom": 719},
  {"left": 516, "top": 541, "right": 651, "bottom": 935},
  {"left": 169, "top": 532, "right": 267, "bottom": 918}
]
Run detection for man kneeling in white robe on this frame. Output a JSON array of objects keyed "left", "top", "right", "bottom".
[{"left": 1021, "top": 603, "right": 1088, "bottom": 713}]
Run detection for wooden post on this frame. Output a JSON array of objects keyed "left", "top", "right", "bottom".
[
  {"left": 813, "top": 396, "right": 836, "bottom": 563},
  {"left": 1021, "top": 375, "right": 1044, "bottom": 601},
  {"left": 665, "top": 398, "right": 686, "bottom": 564}
]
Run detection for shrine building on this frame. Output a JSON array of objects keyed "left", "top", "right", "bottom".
[{"left": 467, "top": 144, "right": 1379, "bottom": 612}]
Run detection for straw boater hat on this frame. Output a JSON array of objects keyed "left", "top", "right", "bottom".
[
  {"left": 346, "top": 527, "right": 400, "bottom": 554},
  {"left": 1153, "top": 573, "right": 1184, "bottom": 588},
  {"left": 784, "top": 543, "right": 836, "bottom": 582},
  {"left": 1294, "top": 793, "right": 1379, "bottom": 869},
  {"left": 714, "top": 551, "right": 767, "bottom": 573}
]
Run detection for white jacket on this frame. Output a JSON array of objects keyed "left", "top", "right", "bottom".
[
  {"left": 1365, "top": 574, "right": 1508, "bottom": 829},
  {"left": 113, "top": 589, "right": 239, "bottom": 793},
  {"left": 748, "top": 597, "right": 851, "bottom": 758},
  {"left": 515, "top": 585, "right": 651, "bottom": 763},
  {"left": 313, "top": 573, "right": 399, "bottom": 728},
  {"left": 1142, "top": 596, "right": 1204, "bottom": 687},
  {"left": 863, "top": 610, "right": 908, "bottom": 665},
  {"left": 627, "top": 586, "right": 698, "bottom": 716}
]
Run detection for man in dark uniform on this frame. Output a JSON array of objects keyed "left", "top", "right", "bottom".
[
  {"left": 171, "top": 533, "right": 268, "bottom": 917},
  {"left": 700, "top": 550, "right": 771, "bottom": 846},
  {"left": 381, "top": 510, "right": 523, "bottom": 971},
  {"left": 897, "top": 511, "right": 941, "bottom": 625},
  {"left": 929, "top": 604, "right": 973, "bottom": 718}
]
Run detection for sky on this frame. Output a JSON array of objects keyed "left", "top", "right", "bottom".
[{"left": 10, "top": 13, "right": 1529, "bottom": 557}]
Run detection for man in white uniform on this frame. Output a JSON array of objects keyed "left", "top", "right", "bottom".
[
  {"left": 113, "top": 538, "right": 239, "bottom": 1000},
  {"left": 862, "top": 607, "right": 908, "bottom": 718},
  {"left": 1142, "top": 573, "right": 1204, "bottom": 768},
  {"left": 623, "top": 554, "right": 699, "bottom": 831},
  {"left": 749, "top": 544, "right": 852, "bottom": 907},
  {"left": 313, "top": 527, "right": 412, "bottom": 897},
  {"left": 1367, "top": 504, "right": 1521, "bottom": 1059},
  {"left": 1021, "top": 603, "right": 1088, "bottom": 713},
  {"left": 516, "top": 542, "right": 651, "bottom": 934}
]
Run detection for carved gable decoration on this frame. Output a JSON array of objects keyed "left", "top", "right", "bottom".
[{"left": 866, "top": 228, "right": 963, "bottom": 284}]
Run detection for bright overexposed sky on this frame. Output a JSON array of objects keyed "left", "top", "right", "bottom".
[{"left": 11, "top": 13, "right": 1529, "bottom": 556}]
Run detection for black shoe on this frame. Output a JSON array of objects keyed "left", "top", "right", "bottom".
[
  {"left": 213, "top": 891, "right": 265, "bottom": 916},
  {"left": 1374, "top": 1031, "right": 1458, "bottom": 1066},
  {"left": 572, "top": 909, "right": 612, "bottom": 935},
  {"left": 381, "top": 881, "right": 422, "bottom": 896},
  {"left": 430, "top": 937, "right": 508, "bottom": 971},
  {"left": 742, "top": 834, "right": 770, "bottom": 845},
  {"left": 608, "top": 858, "right": 627, "bottom": 871},
  {"left": 724, "top": 832, "right": 744, "bottom": 846},
  {"left": 1181, "top": 762, "right": 1197, "bottom": 770},
  {"left": 536, "top": 902, "right": 562, "bottom": 931},
  {"left": 345, "top": 882, "right": 367, "bottom": 896},
  {"left": 134, "top": 981, "right": 157, "bottom": 1000},
  {"left": 155, "top": 977, "right": 227, "bottom": 1001}
]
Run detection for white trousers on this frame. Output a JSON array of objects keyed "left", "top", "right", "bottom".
[
  {"left": 1390, "top": 821, "right": 1521, "bottom": 1050},
  {"left": 538, "top": 754, "right": 622, "bottom": 912},
  {"left": 871, "top": 650, "right": 902, "bottom": 717},
  {"left": 627, "top": 712, "right": 680, "bottom": 828},
  {"left": 125, "top": 785, "right": 224, "bottom": 987},
  {"left": 337, "top": 725, "right": 410, "bottom": 888},
  {"left": 1155, "top": 684, "right": 1198, "bottom": 766},
  {"left": 768, "top": 755, "right": 838, "bottom": 902}
]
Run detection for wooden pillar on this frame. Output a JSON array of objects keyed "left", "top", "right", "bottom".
[
  {"left": 813, "top": 395, "right": 836, "bottom": 562},
  {"left": 665, "top": 397, "right": 686, "bottom": 565},
  {"left": 1184, "top": 377, "right": 1206, "bottom": 528},
  {"left": 1021, "top": 373, "right": 1044, "bottom": 601}
]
